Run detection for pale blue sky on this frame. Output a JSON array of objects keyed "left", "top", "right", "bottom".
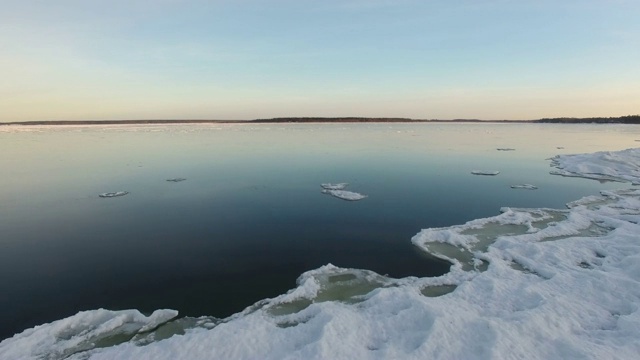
[{"left": 1, "top": 0, "right": 639, "bottom": 121}]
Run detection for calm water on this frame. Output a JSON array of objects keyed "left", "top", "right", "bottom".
[{"left": 1, "top": 123, "right": 638, "bottom": 340}]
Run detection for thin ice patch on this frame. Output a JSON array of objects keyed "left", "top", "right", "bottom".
[
  {"left": 320, "top": 183, "right": 367, "bottom": 201},
  {"left": 266, "top": 265, "right": 390, "bottom": 317},
  {"left": 320, "top": 183, "right": 348, "bottom": 190},
  {"left": 412, "top": 209, "right": 550, "bottom": 271},
  {"left": 420, "top": 284, "right": 457, "bottom": 297},
  {"left": 511, "top": 184, "right": 538, "bottom": 190},
  {"left": 99, "top": 191, "right": 129, "bottom": 198},
  {"left": 471, "top": 170, "right": 500, "bottom": 176},
  {"left": 322, "top": 189, "right": 367, "bottom": 201}
]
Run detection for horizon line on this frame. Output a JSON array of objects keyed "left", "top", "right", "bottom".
[{"left": 2, "top": 115, "right": 640, "bottom": 126}]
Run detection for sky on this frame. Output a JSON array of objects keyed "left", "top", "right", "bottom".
[{"left": 1, "top": 0, "right": 639, "bottom": 121}]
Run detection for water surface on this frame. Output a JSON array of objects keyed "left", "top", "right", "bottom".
[{"left": 1, "top": 123, "right": 637, "bottom": 340}]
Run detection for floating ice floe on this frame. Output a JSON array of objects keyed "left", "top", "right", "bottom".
[
  {"left": 166, "top": 178, "right": 187, "bottom": 182},
  {"left": 321, "top": 183, "right": 367, "bottom": 201},
  {"left": 98, "top": 191, "right": 129, "bottom": 198},
  {"left": 4, "top": 148, "right": 640, "bottom": 359},
  {"left": 471, "top": 170, "right": 500, "bottom": 176},
  {"left": 510, "top": 184, "right": 538, "bottom": 190},
  {"left": 322, "top": 189, "right": 367, "bottom": 201},
  {"left": 320, "top": 183, "right": 348, "bottom": 190},
  {"left": 496, "top": 148, "right": 515, "bottom": 151}
]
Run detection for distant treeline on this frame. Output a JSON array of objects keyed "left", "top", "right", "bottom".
[
  {"left": 252, "top": 117, "right": 495, "bottom": 123},
  {"left": 534, "top": 115, "right": 640, "bottom": 124},
  {"left": 2, "top": 115, "right": 639, "bottom": 125},
  {"left": 251, "top": 117, "right": 420, "bottom": 123},
  {"left": 1, "top": 119, "right": 237, "bottom": 125}
]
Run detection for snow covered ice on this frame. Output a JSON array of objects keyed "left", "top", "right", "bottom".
[
  {"left": 550, "top": 148, "right": 640, "bottom": 185},
  {"left": 321, "top": 183, "right": 367, "bottom": 201},
  {"left": 3, "top": 148, "right": 640, "bottom": 359},
  {"left": 0, "top": 309, "right": 177, "bottom": 360}
]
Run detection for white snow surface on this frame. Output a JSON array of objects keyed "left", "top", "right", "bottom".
[
  {"left": 3, "top": 148, "right": 640, "bottom": 359},
  {"left": 550, "top": 148, "right": 640, "bottom": 185},
  {"left": 0, "top": 309, "right": 177, "bottom": 360}
]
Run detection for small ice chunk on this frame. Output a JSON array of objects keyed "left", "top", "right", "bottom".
[
  {"left": 497, "top": 148, "right": 515, "bottom": 151},
  {"left": 166, "top": 178, "right": 187, "bottom": 182},
  {"left": 320, "top": 183, "right": 348, "bottom": 190},
  {"left": 557, "top": 146, "right": 565, "bottom": 149},
  {"left": 99, "top": 191, "right": 129, "bottom": 198},
  {"left": 471, "top": 170, "right": 500, "bottom": 176},
  {"left": 322, "top": 189, "right": 367, "bottom": 201},
  {"left": 511, "top": 184, "right": 538, "bottom": 190}
]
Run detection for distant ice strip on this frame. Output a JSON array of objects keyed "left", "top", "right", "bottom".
[
  {"left": 510, "top": 184, "right": 538, "bottom": 190},
  {"left": 550, "top": 148, "right": 640, "bottom": 185},
  {"left": 320, "top": 183, "right": 348, "bottom": 190},
  {"left": 4, "top": 148, "right": 640, "bottom": 359},
  {"left": 166, "top": 178, "right": 187, "bottom": 182},
  {"left": 471, "top": 170, "right": 500, "bottom": 176},
  {"left": 99, "top": 191, "right": 129, "bottom": 198},
  {"left": 496, "top": 148, "right": 515, "bottom": 151}
]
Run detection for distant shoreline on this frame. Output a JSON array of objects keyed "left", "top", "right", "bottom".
[{"left": 1, "top": 115, "right": 639, "bottom": 125}]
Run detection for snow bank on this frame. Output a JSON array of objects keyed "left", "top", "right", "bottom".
[{"left": 3, "top": 148, "right": 640, "bottom": 359}]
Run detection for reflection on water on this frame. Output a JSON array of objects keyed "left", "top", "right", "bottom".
[{"left": 0, "top": 123, "right": 637, "bottom": 340}]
